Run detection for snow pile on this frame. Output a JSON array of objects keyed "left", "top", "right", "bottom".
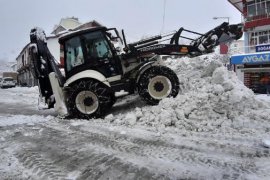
[
  {"left": 106, "top": 55, "right": 270, "bottom": 133},
  {"left": 30, "top": 27, "right": 47, "bottom": 43}
]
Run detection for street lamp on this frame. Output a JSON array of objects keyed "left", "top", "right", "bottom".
[{"left": 213, "top": 16, "right": 230, "bottom": 23}]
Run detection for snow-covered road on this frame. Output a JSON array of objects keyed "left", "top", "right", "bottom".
[
  {"left": 1, "top": 56, "right": 270, "bottom": 179},
  {"left": 2, "top": 117, "right": 270, "bottom": 180}
]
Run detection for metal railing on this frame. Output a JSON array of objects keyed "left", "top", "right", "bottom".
[
  {"left": 246, "top": 13, "right": 270, "bottom": 22},
  {"left": 246, "top": 1, "right": 270, "bottom": 22}
]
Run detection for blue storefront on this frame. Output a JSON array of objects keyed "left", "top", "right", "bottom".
[
  {"left": 231, "top": 51, "right": 270, "bottom": 93},
  {"left": 231, "top": 52, "right": 270, "bottom": 65}
]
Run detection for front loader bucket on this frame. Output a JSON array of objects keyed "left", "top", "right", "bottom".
[
  {"left": 190, "top": 22, "right": 243, "bottom": 53},
  {"left": 227, "top": 23, "right": 243, "bottom": 41},
  {"left": 217, "top": 23, "right": 243, "bottom": 44}
]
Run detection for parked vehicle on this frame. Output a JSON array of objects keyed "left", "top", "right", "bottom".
[{"left": 0, "top": 77, "right": 16, "bottom": 88}]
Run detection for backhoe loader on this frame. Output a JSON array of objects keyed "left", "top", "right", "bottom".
[{"left": 29, "top": 22, "right": 242, "bottom": 118}]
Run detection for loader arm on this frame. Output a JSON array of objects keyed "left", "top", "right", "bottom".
[
  {"left": 126, "top": 22, "right": 242, "bottom": 58},
  {"left": 29, "top": 27, "right": 65, "bottom": 106}
]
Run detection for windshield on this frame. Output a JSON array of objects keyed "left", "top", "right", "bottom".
[
  {"left": 65, "top": 31, "right": 113, "bottom": 72},
  {"left": 4, "top": 78, "right": 13, "bottom": 82},
  {"left": 83, "top": 31, "right": 113, "bottom": 60}
]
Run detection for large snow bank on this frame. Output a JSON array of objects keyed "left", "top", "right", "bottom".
[{"left": 106, "top": 55, "right": 270, "bottom": 134}]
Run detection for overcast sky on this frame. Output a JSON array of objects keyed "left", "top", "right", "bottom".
[{"left": 0, "top": 0, "right": 242, "bottom": 62}]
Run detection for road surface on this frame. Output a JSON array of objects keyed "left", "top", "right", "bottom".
[{"left": 0, "top": 87, "right": 270, "bottom": 180}]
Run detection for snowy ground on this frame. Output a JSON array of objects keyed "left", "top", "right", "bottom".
[{"left": 1, "top": 55, "right": 270, "bottom": 179}]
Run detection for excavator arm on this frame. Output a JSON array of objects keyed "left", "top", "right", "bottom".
[
  {"left": 125, "top": 22, "right": 242, "bottom": 57},
  {"left": 29, "top": 27, "right": 65, "bottom": 108}
]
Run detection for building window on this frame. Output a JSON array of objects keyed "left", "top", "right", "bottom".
[
  {"left": 247, "top": 0, "right": 270, "bottom": 21},
  {"left": 247, "top": 3, "right": 256, "bottom": 17},
  {"left": 249, "top": 30, "right": 270, "bottom": 45},
  {"left": 249, "top": 29, "right": 270, "bottom": 52},
  {"left": 267, "top": 1, "right": 270, "bottom": 12},
  {"left": 22, "top": 54, "right": 25, "bottom": 66},
  {"left": 259, "top": 34, "right": 268, "bottom": 44}
]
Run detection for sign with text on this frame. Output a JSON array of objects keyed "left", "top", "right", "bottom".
[
  {"left": 231, "top": 52, "right": 270, "bottom": 64},
  {"left": 256, "top": 44, "right": 270, "bottom": 52}
]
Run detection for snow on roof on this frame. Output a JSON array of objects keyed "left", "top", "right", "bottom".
[
  {"left": 15, "top": 43, "right": 30, "bottom": 60},
  {"left": 52, "top": 18, "right": 102, "bottom": 34},
  {"left": 73, "top": 20, "right": 102, "bottom": 31},
  {"left": 58, "top": 26, "right": 106, "bottom": 42},
  {"left": 51, "top": 17, "right": 82, "bottom": 35}
]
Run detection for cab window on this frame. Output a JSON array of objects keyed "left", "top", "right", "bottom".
[
  {"left": 83, "top": 31, "right": 113, "bottom": 60},
  {"left": 65, "top": 36, "right": 84, "bottom": 72}
]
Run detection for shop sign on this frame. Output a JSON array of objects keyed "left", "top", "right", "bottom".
[
  {"left": 231, "top": 52, "right": 270, "bottom": 64},
  {"left": 256, "top": 44, "right": 270, "bottom": 52}
]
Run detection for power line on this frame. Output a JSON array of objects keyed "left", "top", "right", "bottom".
[{"left": 161, "top": 0, "right": 167, "bottom": 33}]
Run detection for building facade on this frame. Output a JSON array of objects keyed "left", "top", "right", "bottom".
[
  {"left": 229, "top": 0, "right": 270, "bottom": 94},
  {"left": 16, "top": 43, "right": 37, "bottom": 86},
  {"left": 51, "top": 17, "right": 82, "bottom": 35}
]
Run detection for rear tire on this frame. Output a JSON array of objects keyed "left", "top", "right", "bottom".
[
  {"left": 67, "top": 80, "right": 114, "bottom": 119},
  {"left": 137, "top": 66, "right": 180, "bottom": 105}
]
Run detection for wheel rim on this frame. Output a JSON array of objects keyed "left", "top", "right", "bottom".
[
  {"left": 148, "top": 76, "right": 172, "bottom": 100},
  {"left": 75, "top": 91, "right": 99, "bottom": 115}
]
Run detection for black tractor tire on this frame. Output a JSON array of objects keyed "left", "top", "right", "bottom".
[
  {"left": 67, "top": 80, "right": 114, "bottom": 119},
  {"left": 137, "top": 66, "right": 180, "bottom": 105}
]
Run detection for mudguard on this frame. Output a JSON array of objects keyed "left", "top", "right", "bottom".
[
  {"left": 135, "top": 56, "right": 165, "bottom": 83},
  {"left": 64, "top": 70, "right": 110, "bottom": 87}
]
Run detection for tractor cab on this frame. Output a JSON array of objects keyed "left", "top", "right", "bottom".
[{"left": 59, "top": 27, "right": 123, "bottom": 79}]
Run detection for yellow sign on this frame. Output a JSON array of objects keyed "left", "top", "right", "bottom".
[{"left": 180, "top": 47, "right": 188, "bottom": 53}]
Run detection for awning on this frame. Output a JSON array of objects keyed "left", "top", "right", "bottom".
[
  {"left": 228, "top": 0, "right": 244, "bottom": 13},
  {"left": 231, "top": 52, "right": 270, "bottom": 65},
  {"left": 240, "top": 67, "right": 270, "bottom": 72}
]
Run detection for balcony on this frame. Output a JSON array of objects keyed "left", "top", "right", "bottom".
[
  {"left": 245, "top": 13, "right": 270, "bottom": 29},
  {"left": 245, "top": 0, "right": 270, "bottom": 29},
  {"left": 246, "top": 13, "right": 270, "bottom": 21}
]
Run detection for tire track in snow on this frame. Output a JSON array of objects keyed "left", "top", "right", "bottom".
[
  {"left": 44, "top": 122, "right": 262, "bottom": 178},
  {"left": 76, "top": 153, "right": 167, "bottom": 180},
  {"left": 15, "top": 149, "right": 66, "bottom": 180},
  {"left": 14, "top": 124, "right": 164, "bottom": 179},
  {"left": 178, "top": 133, "right": 270, "bottom": 159},
  {"left": 11, "top": 121, "right": 270, "bottom": 179},
  {"left": 65, "top": 123, "right": 265, "bottom": 175},
  {"left": 130, "top": 137, "right": 259, "bottom": 175}
]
